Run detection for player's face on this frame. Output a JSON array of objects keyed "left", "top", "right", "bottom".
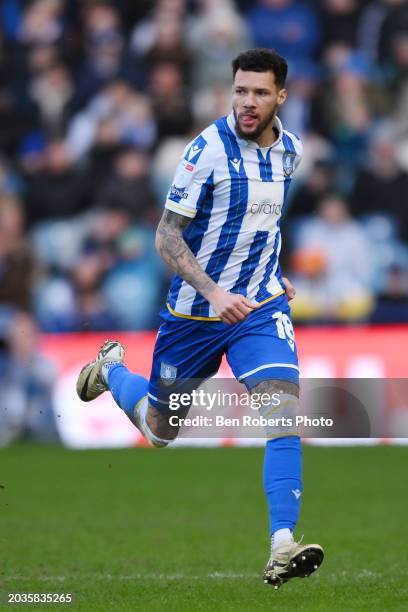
[{"left": 232, "top": 69, "right": 287, "bottom": 143}]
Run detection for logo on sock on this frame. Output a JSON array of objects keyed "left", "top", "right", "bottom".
[{"left": 291, "top": 489, "right": 302, "bottom": 499}]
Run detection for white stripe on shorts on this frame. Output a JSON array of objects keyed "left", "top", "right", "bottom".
[{"left": 238, "top": 363, "right": 299, "bottom": 380}]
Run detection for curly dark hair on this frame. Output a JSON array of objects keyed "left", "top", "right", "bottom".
[{"left": 232, "top": 48, "right": 288, "bottom": 89}]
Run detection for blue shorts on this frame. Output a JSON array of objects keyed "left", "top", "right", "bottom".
[{"left": 148, "top": 293, "right": 299, "bottom": 410}]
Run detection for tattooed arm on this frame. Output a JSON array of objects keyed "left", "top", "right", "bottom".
[
  {"left": 155, "top": 209, "right": 217, "bottom": 299},
  {"left": 155, "top": 210, "right": 258, "bottom": 323}
]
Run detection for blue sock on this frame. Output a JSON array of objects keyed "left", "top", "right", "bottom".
[
  {"left": 263, "top": 436, "right": 302, "bottom": 537},
  {"left": 106, "top": 363, "right": 148, "bottom": 420}
]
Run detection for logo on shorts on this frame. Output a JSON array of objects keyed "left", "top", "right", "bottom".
[{"left": 160, "top": 362, "right": 177, "bottom": 386}]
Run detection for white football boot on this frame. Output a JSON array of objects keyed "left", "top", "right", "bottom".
[
  {"left": 263, "top": 539, "right": 324, "bottom": 589},
  {"left": 76, "top": 339, "right": 125, "bottom": 402}
]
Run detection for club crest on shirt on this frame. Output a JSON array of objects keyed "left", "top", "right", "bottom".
[
  {"left": 160, "top": 362, "right": 177, "bottom": 386},
  {"left": 282, "top": 151, "right": 297, "bottom": 177}
]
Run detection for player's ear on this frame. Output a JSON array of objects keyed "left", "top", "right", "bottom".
[{"left": 277, "top": 88, "right": 287, "bottom": 107}]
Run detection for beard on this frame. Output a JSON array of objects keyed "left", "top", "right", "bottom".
[{"left": 233, "top": 106, "right": 278, "bottom": 142}]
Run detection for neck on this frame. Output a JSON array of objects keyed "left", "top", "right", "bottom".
[
  {"left": 256, "top": 127, "right": 278, "bottom": 148},
  {"left": 255, "top": 116, "right": 279, "bottom": 148}
]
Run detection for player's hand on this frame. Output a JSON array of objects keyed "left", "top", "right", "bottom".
[
  {"left": 207, "top": 287, "right": 259, "bottom": 324},
  {"left": 282, "top": 276, "right": 296, "bottom": 301}
]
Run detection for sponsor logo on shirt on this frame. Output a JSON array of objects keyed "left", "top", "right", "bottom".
[
  {"left": 250, "top": 201, "right": 282, "bottom": 215},
  {"left": 170, "top": 185, "right": 189, "bottom": 199}
]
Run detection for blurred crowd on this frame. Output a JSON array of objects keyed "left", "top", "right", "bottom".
[{"left": 0, "top": 0, "right": 408, "bottom": 344}]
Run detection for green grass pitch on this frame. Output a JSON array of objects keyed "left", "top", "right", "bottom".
[{"left": 1, "top": 445, "right": 407, "bottom": 611}]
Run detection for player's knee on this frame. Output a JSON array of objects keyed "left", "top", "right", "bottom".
[
  {"left": 252, "top": 379, "right": 299, "bottom": 398},
  {"left": 145, "top": 406, "right": 179, "bottom": 447},
  {"left": 252, "top": 379, "right": 300, "bottom": 437}
]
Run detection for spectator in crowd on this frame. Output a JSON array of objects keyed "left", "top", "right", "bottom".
[
  {"left": 33, "top": 207, "right": 128, "bottom": 332},
  {"left": 94, "top": 146, "right": 159, "bottom": 223},
  {"left": 34, "top": 205, "right": 164, "bottom": 332},
  {"left": 148, "top": 62, "right": 193, "bottom": 138},
  {"left": 26, "top": 42, "right": 60, "bottom": 77},
  {"left": 143, "top": 11, "right": 191, "bottom": 77},
  {"left": 17, "top": 0, "right": 65, "bottom": 47},
  {"left": 5, "top": 2, "right": 69, "bottom": 100},
  {"left": 72, "top": 1, "right": 143, "bottom": 110},
  {"left": 0, "top": 310, "right": 58, "bottom": 446},
  {"left": 102, "top": 223, "right": 165, "bottom": 330},
  {"left": 358, "top": 0, "right": 407, "bottom": 62},
  {"left": 319, "top": 0, "right": 363, "bottom": 52},
  {"left": 130, "top": 0, "right": 186, "bottom": 59},
  {"left": 35, "top": 249, "right": 119, "bottom": 332},
  {"left": 28, "top": 62, "right": 74, "bottom": 136},
  {"left": 0, "top": 194, "right": 38, "bottom": 311},
  {"left": 192, "top": 84, "right": 232, "bottom": 131},
  {"left": 280, "top": 59, "right": 320, "bottom": 136},
  {"left": 247, "top": 0, "right": 320, "bottom": 69},
  {"left": 0, "top": 86, "right": 39, "bottom": 158},
  {"left": 310, "top": 52, "right": 386, "bottom": 182},
  {"left": 370, "top": 264, "right": 408, "bottom": 323},
  {"left": 23, "top": 139, "right": 89, "bottom": 226},
  {"left": 66, "top": 80, "right": 156, "bottom": 162},
  {"left": 287, "top": 159, "right": 336, "bottom": 219},
  {"left": 378, "top": 0, "right": 408, "bottom": 73},
  {"left": 117, "top": 90, "right": 158, "bottom": 148},
  {"left": 83, "top": 207, "right": 164, "bottom": 330},
  {"left": 187, "top": 0, "right": 252, "bottom": 89},
  {"left": 351, "top": 122, "right": 408, "bottom": 241},
  {"left": 290, "top": 194, "right": 374, "bottom": 322},
  {"left": 84, "top": 117, "right": 123, "bottom": 190},
  {"left": 7, "top": 43, "right": 61, "bottom": 123}
]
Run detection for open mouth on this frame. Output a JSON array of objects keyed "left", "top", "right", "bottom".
[{"left": 240, "top": 113, "right": 258, "bottom": 128}]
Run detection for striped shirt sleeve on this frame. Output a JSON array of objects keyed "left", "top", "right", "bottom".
[{"left": 165, "top": 133, "right": 213, "bottom": 218}]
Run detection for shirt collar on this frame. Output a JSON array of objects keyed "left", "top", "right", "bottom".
[{"left": 226, "top": 111, "right": 283, "bottom": 150}]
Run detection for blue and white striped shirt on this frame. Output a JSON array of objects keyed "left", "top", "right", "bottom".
[{"left": 165, "top": 112, "right": 302, "bottom": 320}]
